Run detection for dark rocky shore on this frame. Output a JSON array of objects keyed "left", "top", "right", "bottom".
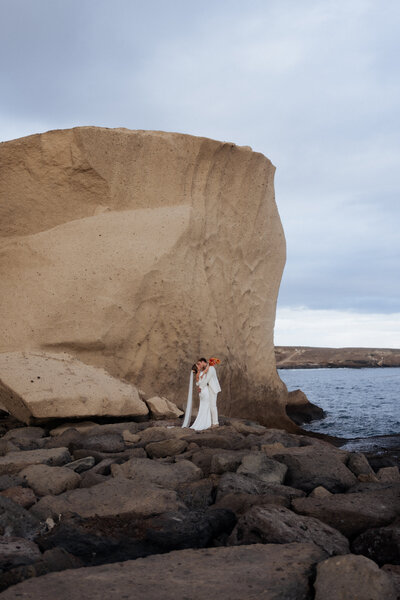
[
  {"left": 275, "top": 346, "right": 400, "bottom": 368},
  {"left": 0, "top": 412, "right": 399, "bottom": 599}
]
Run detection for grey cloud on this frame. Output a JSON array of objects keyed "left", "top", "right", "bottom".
[{"left": 0, "top": 0, "right": 399, "bottom": 316}]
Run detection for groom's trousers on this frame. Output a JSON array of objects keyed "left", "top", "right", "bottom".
[{"left": 209, "top": 391, "right": 219, "bottom": 425}]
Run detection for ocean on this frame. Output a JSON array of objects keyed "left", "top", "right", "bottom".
[{"left": 278, "top": 367, "right": 400, "bottom": 440}]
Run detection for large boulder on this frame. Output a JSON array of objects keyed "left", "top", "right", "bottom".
[
  {"left": 30, "top": 478, "right": 184, "bottom": 520},
  {"left": 0, "top": 351, "right": 148, "bottom": 424},
  {"left": 292, "top": 487, "right": 400, "bottom": 538},
  {"left": 314, "top": 554, "right": 397, "bottom": 600},
  {"left": 272, "top": 446, "right": 357, "bottom": 493},
  {"left": 0, "top": 127, "right": 291, "bottom": 429},
  {"left": 35, "top": 508, "right": 236, "bottom": 566},
  {"left": 0, "top": 543, "right": 327, "bottom": 600},
  {"left": 228, "top": 505, "right": 349, "bottom": 556}
]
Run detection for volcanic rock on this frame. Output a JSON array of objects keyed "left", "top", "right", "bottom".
[
  {"left": 272, "top": 446, "right": 356, "bottom": 493},
  {"left": 0, "top": 536, "right": 41, "bottom": 571},
  {"left": 228, "top": 505, "right": 349, "bottom": 556},
  {"left": 176, "top": 478, "right": 215, "bottom": 510},
  {"left": 285, "top": 389, "right": 325, "bottom": 425},
  {"left": 236, "top": 452, "right": 287, "bottom": 484},
  {"left": 347, "top": 452, "right": 376, "bottom": 477},
  {"left": 0, "top": 543, "right": 327, "bottom": 600},
  {"left": 0, "top": 486, "right": 37, "bottom": 509},
  {"left": 0, "top": 447, "right": 71, "bottom": 475},
  {"left": 145, "top": 438, "right": 188, "bottom": 458},
  {"left": 352, "top": 523, "right": 400, "bottom": 566},
  {"left": 111, "top": 457, "right": 202, "bottom": 488},
  {"left": 377, "top": 466, "right": 400, "bottom": 483},
  {"left": 19, "top": 464, "right": 81, "bottom": 496},
  {"left": 0, "top": 497, "right": 42, "bottom": 539},
  {"left": 314, "top": 554, "right": 397, "bottom": 599},
  {"left": 216, "top": 472, "right": 305, "bottom": 502},
  {"left": 292, "top": 487, "right": 400, "bottom": 538},
  {"left": 30, "top": 478, "right": 184, "bottom": 520}
]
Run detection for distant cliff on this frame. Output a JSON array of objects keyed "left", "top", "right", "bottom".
[{"left": 275, "top": 346, "right": 400, "bottom": 369}]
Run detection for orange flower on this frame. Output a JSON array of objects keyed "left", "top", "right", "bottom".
[{"left": 209, "top": 357, "right": 221, "bottom": 366}]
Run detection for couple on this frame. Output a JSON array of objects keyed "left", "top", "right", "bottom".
[{"left": 182, "top": 357, "right": 221, "bottom": 430}]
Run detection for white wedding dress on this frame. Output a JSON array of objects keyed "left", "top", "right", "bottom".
[{"left": 182, "top": 370, "right": 211, "bottom": 430}]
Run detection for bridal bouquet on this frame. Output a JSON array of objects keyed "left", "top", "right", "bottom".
[{"left": 208, "top": 357, "right": 221, "bottom": 366}]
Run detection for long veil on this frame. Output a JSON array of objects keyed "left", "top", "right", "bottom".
[{"left": 182, "top": 371, "right": 193, "bottom": 428}]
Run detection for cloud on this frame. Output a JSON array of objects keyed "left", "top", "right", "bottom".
[
  {"left": 0, "top": 0, "right": 399, "bottom": 343},
  {"left": 275, "top": 307, "right": 400, "bottom": 348}
]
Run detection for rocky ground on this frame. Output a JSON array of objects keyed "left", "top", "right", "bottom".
[
  {"left": 275, "top": 346, "right": 400, "bottom": 368},
  {"left": 0, "top": 411, "right": 399, "bottom": 599}
]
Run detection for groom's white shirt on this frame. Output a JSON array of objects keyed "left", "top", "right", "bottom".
[{"left": 204, "top": 365, "right": 221, "bottom": 395}]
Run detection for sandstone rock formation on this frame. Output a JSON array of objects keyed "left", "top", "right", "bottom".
[
  {"left": 0, "top": 351, "right": 148, "bottom": 424},
  {"left": 0, "top": 127, "right": 289, "bottom": 428}
]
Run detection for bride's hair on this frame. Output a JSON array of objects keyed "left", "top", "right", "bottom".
[{"left": 192, "top": 363, "right": 198, "bottom": 374}]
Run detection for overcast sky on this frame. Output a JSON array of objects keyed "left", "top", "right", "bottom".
[{"left": 1, "top": 0, "right": 399, "bottom": 347}]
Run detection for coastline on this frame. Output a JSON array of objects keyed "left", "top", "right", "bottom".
[{"left": 276, "top": 346, "right": 400, "bottom": 369}]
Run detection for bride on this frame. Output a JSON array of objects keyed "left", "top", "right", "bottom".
[{"left": 182, "top": 362, "right": 211, "bottom": 430}]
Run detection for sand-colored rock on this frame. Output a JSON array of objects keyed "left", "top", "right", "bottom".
[
  {"left": 0, "top": 127, "right": 290, "bottom": 428},
  {"left": 0, "top": 351, "right": 148, "bottom": 423},
  {"left": 145, "top": 396, "right": 183, "bottom": 419},
  {"left": 0, "top": 448, "right": 71, "bottom": 476}
]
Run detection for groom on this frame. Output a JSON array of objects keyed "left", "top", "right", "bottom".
[{"left": 198, "top": 357, "right": 221, "bottom": 428}]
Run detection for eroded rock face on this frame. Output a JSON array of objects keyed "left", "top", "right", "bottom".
[{"left": 0, "top": 127, "right": 289, "bottom": 428}]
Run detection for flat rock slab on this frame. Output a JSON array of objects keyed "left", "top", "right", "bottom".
[
  {"left": 0, "top": 543, "right": 326, "bottom": 600},
  {"left": 0, "top": 351, "right": 148, "bottom": 424},
  {"left": 293, "top": 487, "right": 400, "bottom": 538},
  {"left": 111, "top": 457, "right": 202, "bottom": 489},
  {"left": 314, "top": 554, "right": 397, "bottom": 599},
  {"left": 30, "top": 478, "right": 184, "bottom": 520},
  {"left": 0, "top": 448, "right": 71, "bottom": 475}
]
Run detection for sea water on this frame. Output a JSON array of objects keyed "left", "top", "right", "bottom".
[{"left": 278, "top": 367, "right": 400, "bottom": 439}]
